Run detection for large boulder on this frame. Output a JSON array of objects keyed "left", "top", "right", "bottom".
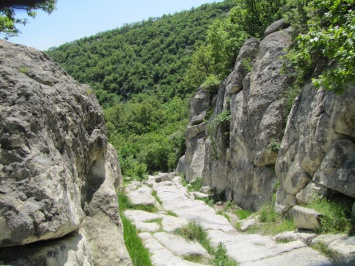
[{"left": 0, "top": 40, "right": 131, "bottom": 265}]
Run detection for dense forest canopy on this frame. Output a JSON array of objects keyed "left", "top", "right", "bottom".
[{"left": 46, "top": 0, "right": 355, "bottom": 177}]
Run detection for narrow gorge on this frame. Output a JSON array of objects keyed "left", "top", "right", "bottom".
[{"left": 0, "top": 8, "right": 354, "bottom": 266}]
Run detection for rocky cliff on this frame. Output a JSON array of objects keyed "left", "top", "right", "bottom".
[
  {"left": 178, "top": 19, "right": 355, "bottom": 215},
  {"left": 0, "top": 40, "right": 131, "bottom": 265}
]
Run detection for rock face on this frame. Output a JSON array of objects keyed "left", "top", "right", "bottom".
[
  {"left": 180, "top": 20, "right": 293, "bottom": 210},
  {"left": 0, "top": 40, "right": 131, "bottom": 265},
  {"left": 179, "top": 18, "right": 355, "bottom": 213},
  {"left": 276, "top": 80, "right": 355, "bottom": 212}
]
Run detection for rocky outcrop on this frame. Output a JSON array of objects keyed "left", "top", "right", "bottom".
[
  {"left": 276, "top": 80, "right": 355, "bottom": 212},
  {"left": 180, "top": 20, "right": 293, "bottom": 210},
  {"left": 0, "top": 40, "right": 131, "bottom": 265},
  {"left": 180, "top": 18, "right": 355, "bottom": 214}
]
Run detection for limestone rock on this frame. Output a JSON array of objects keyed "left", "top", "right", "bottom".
[
  {"left": 153, "top": 232, "right": 210, "bottom": 258},
  {"left": 127, "top": 185, "right": 157, "bottom": 206},
  {"left": 0, "top": 230, "right": 93, "bottom": 266},
  {"left": 274, "top": 231, "right": 317, "bottom": 245},
  {"left": 0, "top": 40, "right": 130, "bottom": 264},
  {"left": 239, "top": 215, "right": 260, "bottom": 232},
  {"left": 264, "top": 19, "right": 290, "bottom": 36},
  {"left": 276, "top": 79, "right": 355, "bottom": 211},
  {"left": 225, "top": 37, "right": 259, "bottom": 95},
  {"left": 290, "top": 206, "right": 322, "bottom": 230},
  {"left": 311, "top": 234, "right": 355, "bottom": 264},
  {"left": 327, "top": 236, "right": 355, "bottom": 263},
  {"left": 200, "top": 186, "right": 212, "bottom": 194},
  {"left": 189, "top": 89, "right": 212, "bottom": 126},
  {"left": 176, "top": 155, "right": 187, "bottom": 176},
  {"left": 161, "top": 215, "right": 188, "bottom": 233}
]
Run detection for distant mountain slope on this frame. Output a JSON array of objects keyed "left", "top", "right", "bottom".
[{"left": 47, "top": 0, "right": 237, "bottom": 105}]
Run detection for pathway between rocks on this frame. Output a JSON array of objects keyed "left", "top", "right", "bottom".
[{"left": 124, "top": 173, "right": 331, "bottom": 266}]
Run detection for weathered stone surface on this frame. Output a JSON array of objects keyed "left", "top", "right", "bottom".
[
  {"left": 189, "top": 89, "right": 212, "bottom": 126},
  {"left": 161, "top": 215, "right": 188, "bottom": 233},
  {"left": 0, "top": 230, "right": 93, "bottom": 266},
  {"left": 127, "top": 185, "right": 156, "bottom": 206},
  {"left": 184, "top": 132, "right": 206, "bottom": 182},
  {"left": 240, "top": 245, "right": 330, "bottom": 266},
  {"left": 176, "top": 155, "right": 186, "bottom": 176},
  {"left": 276, "top": 80, "right": 355, "bottom": 211},
  {"left": 225, "top": 38, "right": 259, "bottom": 95},
  {"left": 124, "top": 209, "right": 163, "bottom": 223},
  {"left": 200, "top": 23, "right": 293, "bottom": 210},
  {"left": 313, "top": 139, "right": 355, "bottom": 198},
  {"left": 192, "top": 191, "right": 210, "bottom": 199},
  {"left": 311, "top": 234, "right": 355, "bottom": 263},
  {"left": 83, "top": 145, "right": 131, "bottom": 265},
  {"left": 274, "top": 231, "right": 317, "bottom": 245},
  {"left": 290, "top": 206, "right": 322, "bottom": 230},
  {"left": 200, "top": 186, "right": 212, "bottom": 194},
  {"left": 239, "top": 215, "right": 260, "bottom": 232},
  {"left": 125, "top": 174, "right": 331, "bottom": 266},
  {"left": 327, "top": 236, "right": 355, "bottom": 263},
  {"left": 153, "top": 232, "right": 210, "bottom": 258},
  {"left": 264, "top": 19, "right": 290, "bottom": 36},
  {"left": 0, "top": 40, "right": 130, "bottom": 264},
  {"left": 139, "top": 232, "right": 206, "bottom": 266}
]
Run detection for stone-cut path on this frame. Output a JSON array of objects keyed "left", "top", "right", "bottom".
[{"left": 124, "top": 174, "right": 331, "bottom": 266}]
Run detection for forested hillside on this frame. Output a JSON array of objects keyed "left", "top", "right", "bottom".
[{"left": 47, "top": 0, "right": 237, "bottom": 104}]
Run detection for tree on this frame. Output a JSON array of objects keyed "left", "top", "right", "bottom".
[{"left": 0, "top": 0, "right": 57, "bottom": 38}]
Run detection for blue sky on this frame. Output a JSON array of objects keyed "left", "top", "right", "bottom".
[{"left": 7, "top": 0, "right": 223, "bottom": 51}]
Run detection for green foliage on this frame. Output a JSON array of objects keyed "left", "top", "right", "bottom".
[
  {"left": 47, "top": 1, "right": 237, "bottom": 101},
  {"left": 306, "top": 197, "right": 354, "bottom": 235},
  {"left": 201, "top": 75, "right": 221, "bottom": 93},
  {"left": 214, "top": 243, "right": 238, "bottom": 266},
  {"left": 242, "top": 203, "right": 296, "bottom": 235},
  {"left": 106, "top": 95, "right": 188, "bottom": 175},
  {"left": 0, "top": 0, "right": 57, "bottom": 38},
  {"left": 266, "top": 139, "right": 281, "bottom": 154},
  {"left": 184, "top": 0, "right": 286, "bottom": 88},
  {"left": 235, "top": 209, "right": 253, "bottom": 220},
  {"left": 188, "top": 177, "right": 203, "bottom": 192},
  {"left": 166, "top": 210, "right": 178, "bottom": 217},
  {"left": 118, "top": 192, "right": 153, "bottom": 266},
  {"left": 284, "top": 0, "right": 355, "bottom": 94},
  {"left": 151, "top": 190, "right": 162, "bottom": 205}
]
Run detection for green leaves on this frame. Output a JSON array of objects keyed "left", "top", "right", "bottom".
[{"left": 285, "top": 0, "right": 355, "bottom": 94}]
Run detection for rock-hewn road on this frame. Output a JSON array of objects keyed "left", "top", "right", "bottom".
[{"left": 124, "top": 174, "right": 332, "bottom": 266}]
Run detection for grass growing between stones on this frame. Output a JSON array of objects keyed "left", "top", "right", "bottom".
[
  {"left": 118, "top": 191, "right": 153, "bottom": 266},
  {"left": 167, "top": 210, "right": 178, "bottom": 217},
  {"left": 306, "top": 197, "right": 354, "bottom": 235},
  {"left": 243, "top": 203, "right": 296, "bottom": 236},
  {"left": 175, "top": 221, "right": 238, "bottom": 265},
  {"left": 151, "top": 190, "right": 162, "bottom": 205},
  {"left": 118, "top": 192, "right": 159, "bottom": 213}
]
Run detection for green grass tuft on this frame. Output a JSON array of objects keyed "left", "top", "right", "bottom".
[
  {"left": 214, "top": 242, "right": 238, "bottom": 266},
  {"left": 118, "top": 191, "right": 153, "bottom": 266},
  {"left": 306, "top": 197, "right": 354, "bottom": 235},
  {"left": 235, "top": 209, "right": 253, "bottom": 220}
]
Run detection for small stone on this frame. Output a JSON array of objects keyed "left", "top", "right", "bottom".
[
  {"left": 200, "top": 186, "right": 212, "bottom": 194},
  {"left": 290, "top": 206, "right": 322, "bottom": 230},
  {"left": 274, "top": 231, "right": 317, "bottom": 245}
]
